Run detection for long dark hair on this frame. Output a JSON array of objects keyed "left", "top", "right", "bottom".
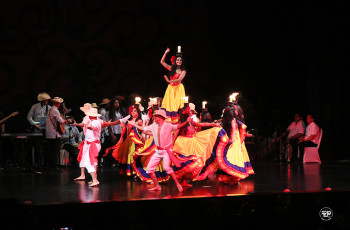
[
  {"left": 128, "top": 107, "right": 142, "bottom": 122},
  {"left": 200, "top": 110, "right": 213, "bottom": 131},
  {"left": 222, "top": 107, "right": 235, "bottom": 138},
  {"left": 200, "top": 110, "right": 212, "bottom": 123},
  {"left": 168, "top": 54, "right": 186, "bottom": 77},
  {"left": 109, "top": 96, "right": 125, "bottom": 121},
  {"left": 179, "top": 108, "right": 190, "bottom": 135}
]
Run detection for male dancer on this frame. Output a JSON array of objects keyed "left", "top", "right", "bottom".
[{"left": 129, "top": 110, "right": 189, "bottom": 192}]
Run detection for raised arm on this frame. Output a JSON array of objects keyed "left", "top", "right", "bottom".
[{"left": 160, "top": 48, "right": 172, "bottom": 71}]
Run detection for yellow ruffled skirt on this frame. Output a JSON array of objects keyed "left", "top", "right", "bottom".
[
  {"left": 172, "top": 127, "right": 223, "bottom": 180},
  {"left": 132, "top": 136, "right": 170, "bottom": 183},
  {"left": 161, "top": 83, "right": 185, "bottom": 123},
  {"left": 216, "top": 130, "right": 255, "bottom": 179}
]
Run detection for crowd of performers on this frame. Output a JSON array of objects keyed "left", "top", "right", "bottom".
[{"left": 68, "top": 46, "right": 254, "bottom": 191}]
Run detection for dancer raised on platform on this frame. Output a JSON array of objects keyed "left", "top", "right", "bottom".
[
  {"left": 72, "top": 105, "right": 124, "bottom": 187},
  {"left": 129, "top": 110, "right": 190, "bottom": 192},
  {"left": 160, "top": 46, "right": 186, "bottom": 123}
]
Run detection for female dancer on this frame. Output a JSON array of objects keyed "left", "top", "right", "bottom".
[
  {"left": 160, "top": 47, "right": 186, "bottom": 123},
  {"left": 216, "top": 107, "right": 254, "bottom": 184},
  {"left": 172, "top": 106, "right": 221, "bottom": 186},
  {"left": 105, "top": 107, "right": 143, "bottom": 177}
]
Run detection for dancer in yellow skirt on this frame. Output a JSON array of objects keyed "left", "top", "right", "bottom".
[
  {"left": 160, "top": 47, "right": 186, "bottom": 123},
  {"left": 105, "top": 107, "right": 144, "bottom": 177},
  {"left": 172, "top": 106, "right": 221, "bottom": 186},
  {"left": 216, "top": 107, "right": 255, "bottom": 184}
]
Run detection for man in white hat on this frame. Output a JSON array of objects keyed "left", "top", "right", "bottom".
[
  {"left": 46, "top": 97, "right": 66, "bottom": 170},
  {"left": 72, "top": 107, "right": 127, "bottom": 186},
  {"left": 27, "top": 92, "right": 51, "bottom": 167},
  {"left": 98, "top": 98, "right": 110, "bottom": 118},
  {"left": 129, "top": 109, "right": 190, "bottom": 192},
  {"left": 27, "top": 92, "right": 51, "bottom": 132}
]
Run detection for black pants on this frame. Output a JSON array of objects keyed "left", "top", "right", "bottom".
[
  {"left": 289, "top": 138, "right": 301, "bottom": 159},
  {"left": 299, "top": 140, "right": 317, "bottom": 148},
  {"left": 62, "top": 143, "right": 78, "bottom": 166},
  {"left": 46, "top": 138, "right": 62, "bottom": 167}
]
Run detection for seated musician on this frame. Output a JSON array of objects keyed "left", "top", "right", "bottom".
[{"left": 61, "top": 116, "right": 82, "bottom": 166}]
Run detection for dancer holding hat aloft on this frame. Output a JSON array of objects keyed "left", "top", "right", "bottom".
[{"left": 160, "top": 46, "right": 186, "bottom": 123}]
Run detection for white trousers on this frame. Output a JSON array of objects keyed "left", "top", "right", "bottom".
[
  {"left": 146, "top": 149, "right": 174, "bottom": 174},
  {"left": 79, "top": 143, "right": 100, "bottom": 173}
]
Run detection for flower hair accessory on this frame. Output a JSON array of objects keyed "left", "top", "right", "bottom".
[{"left": 171, "top": 56, "right": 176, "bottom": 65}]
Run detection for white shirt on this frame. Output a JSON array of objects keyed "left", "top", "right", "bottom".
[
  {"left": 104, "top": 111, "right": 124, "bottom": 134},
  {"left": 305, "top": 121, "right": 320, "bottom": 144},
  {"left": 85, "top": 119, "right": 104, "bottom": 142},
  {"left": 27, "top": 102, "right": 51, "bottom": 126},
  {"left": 46, "top": 106, "right": 65, "bottom": 139},
  {"left": 144, "top": 122, "right": 178, "bottom": 148},
  {"left": 61, "top": 125, "right": 82, "bottom": 145},
  {"left": 287, "top": 120, "right": 305, "bottom": 139}
]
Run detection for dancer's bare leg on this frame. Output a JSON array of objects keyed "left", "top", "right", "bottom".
[
  {"left": 74, "top": 168, "right": 86, "bottom": 180},
  {"left": 148, "top": 172, "right": 161, "bottom": 191},
  {"left": 169, "top": 172, "right": 183, "bottom": 192},
  {"left": 89, "top": 172, "right": 99, "bottom": 187}
]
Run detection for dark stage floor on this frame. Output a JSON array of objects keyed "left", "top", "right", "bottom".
[
  {"left": 1, "top": 159, "right": 350, "bottom": 229},
  {"left": 1, "top": 159, "right": 350, "bottom": 204}
]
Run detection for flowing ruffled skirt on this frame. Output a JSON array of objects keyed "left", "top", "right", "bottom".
[
  {"left": 132, "top": 136, "right": 170, "bottom": 183},
  {"left": 105, "top": 123, "right": 143, "bottom": 176},
  {"left": 216, "top": 129, "right": 255, "bottom": 179},
  {"left": 161, "top": 83, "right": 185, "bottom": 123},
  {"left": 173, "top": 127, "right": 254, "bottom": 181}
]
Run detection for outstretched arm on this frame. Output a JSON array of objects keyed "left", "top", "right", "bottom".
[
  {"left": 70, "top": 121, "right": 84, "bottom": 128},
  {"left": 102, "top": 119, "right": 121, "bottom": 128},
  {"left": 160, "top": 48, "right": 172, "bottom": 71},
  {"left": 176, "top": 117, "right": 191, "bottom": 130},
  {"left": 192, "top": 120, "right": 221, "bottom": 128},
  {"left": 128, "top": 121, "right": 144, "bottom": 131}
]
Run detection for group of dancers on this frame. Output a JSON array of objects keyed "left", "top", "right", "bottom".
[{"left": 72, "top": 46, "right": 254, "bottom": 191}]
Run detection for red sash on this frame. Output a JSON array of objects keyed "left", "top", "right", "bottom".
[
  {"left": 157, "top": 146, "right": 182, "bottom": 168},
  {"left": 77, "top": 140, "right": 100, "bottom": 165}
]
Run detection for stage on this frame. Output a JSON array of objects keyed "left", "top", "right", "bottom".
[{"left": 1, "top": 159, "right": 350, "bottom": 229}]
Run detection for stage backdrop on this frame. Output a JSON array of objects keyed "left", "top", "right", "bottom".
[{"left": 0, "top": 0, "right": 348, "bottom": 160}]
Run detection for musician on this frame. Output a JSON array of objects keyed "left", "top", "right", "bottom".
[
  {"left": 46, "top": 97, "right": 66, "bottom": 170},
  {"left": 61, "top": 116, "right": 82, "bottom": 166},
  {"left": 27, "top": 92, "right": 51, "bottom": 132}
]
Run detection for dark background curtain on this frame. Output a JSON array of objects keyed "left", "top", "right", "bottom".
[{"left": 0, "top": 0, "right": 348, "bottom": 160}]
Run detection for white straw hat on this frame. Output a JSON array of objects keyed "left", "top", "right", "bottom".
[
  {"left": 85, "top": 108, "right": 100, "bottom": 117},
  {"left": 37, "top": 92, "right": 51, "bottom": 102},
  {"left": 153, "top": 110, "right": 167, "bottom": 119},
  {"left": 51, "top": 97, "right": 64, "bottom": 103},
  {"left": 80, "top": 103, "right": 92, "bottom": 113}
]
